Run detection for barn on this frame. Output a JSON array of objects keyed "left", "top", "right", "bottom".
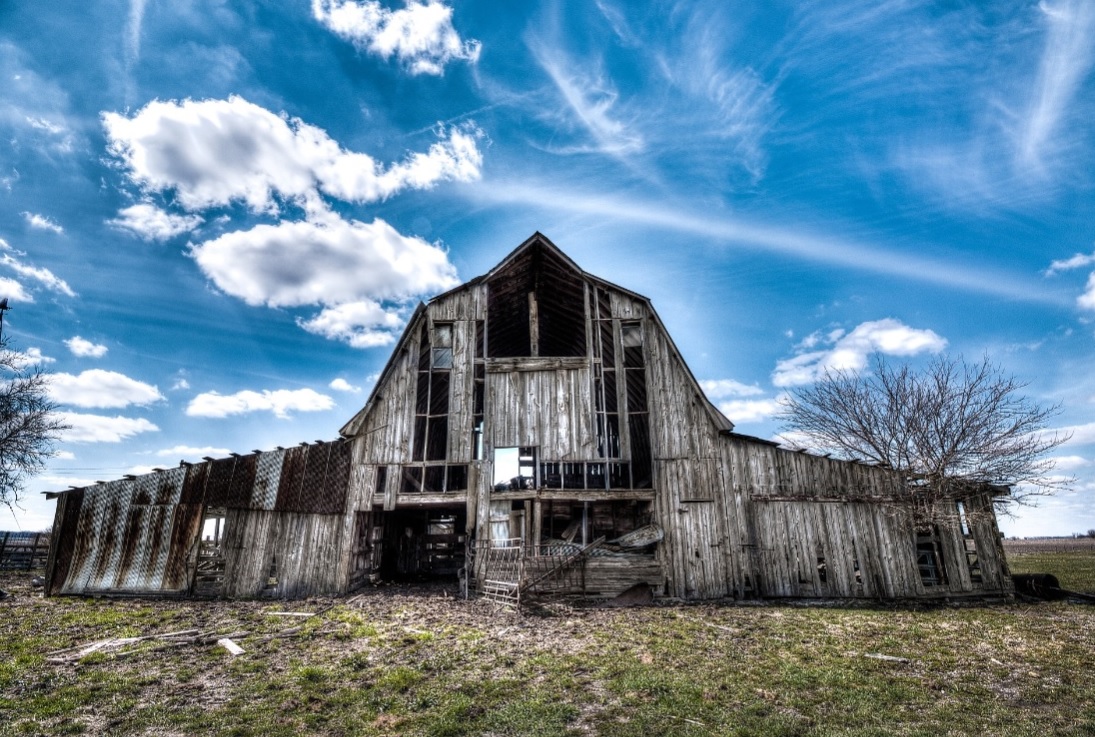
[{"left": 44, "top": 233, "right": 1014, "bottom": 602}]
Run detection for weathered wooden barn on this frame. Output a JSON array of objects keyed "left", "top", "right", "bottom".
[{"left": 45, "top": 233, "right": 1014, "bottom": 602}]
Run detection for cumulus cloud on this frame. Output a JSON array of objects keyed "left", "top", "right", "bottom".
[
  {"left": 329, "top": 377, "right": 362, "bottom": 393},
  {"left": 298, "top": 300, "right": 407, "bottom": 348},
  {"left": 154, "top": 444, "right": 231, "bottom": 459},
  {"left": 0, "top": 238, "right": 75, "bottom": 297},
  {"left": 312, "top": 0, "right": 480, "bottom": 75},
  {"left": 22, "top": 211, "right": 63, "bottom": 234},
  {"left": 60, "top": 412, "right": 159, "bottom": 443},
  {"left": 64, "top": 336, "right": 108, "bottom": 358},
  {"left": 1051, "top": 421, "right": 1095, "bottom": 446},
  {"left": 108, "top": 203, "right": 203, "bottom": 241},
  {"left": 1078, "top": 273, "right": 1095, "bottom": 311},
  {"left": 190, "top": 217, "right": 457, "bottom": 308},
  {"left": 1049, "top": 455, "right": 1091, "bottom": 471},
  {"left": 0, "top": 276, "right": 33, "bottom": 303},
  {"left": 187, "top": 388, "right": 335, "bottom": 419},
  {"left": 15, "top": 347, "right": 54, "bottom": 365},
  {"left": 49, "top": 369, "right": 164, "bottom": 409},
  {"left": 701, "top": 379, "right": 765, "bottom": 399},
  {"left": 716, "top": 397, "right": 783, "bottom": 424},
  {"left": 772, "top": 318, "right": 947, "bottom": 387},
  {"left": 103, "top": 96, "right": 483, "bottom": 214}
]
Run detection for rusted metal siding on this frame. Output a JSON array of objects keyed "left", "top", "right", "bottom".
[{"left": 49, "top": 440, "right": 354, "bottom": 598}]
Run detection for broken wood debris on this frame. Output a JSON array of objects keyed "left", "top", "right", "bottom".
[{"left": 217, "top": 638, "right": 245, "bottom": 656}]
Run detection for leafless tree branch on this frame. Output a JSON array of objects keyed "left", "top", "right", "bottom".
[{"left": 778, "top": 355, "right": 1072, "bottom": 514}]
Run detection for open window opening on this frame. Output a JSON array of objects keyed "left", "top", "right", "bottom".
[
  {"left": 539, "top": 500, "right": 655, "bottom": 553},
  {"left": 193, "top": 506, "right": 226, "bottom": 596},
  {"left": 915, "top": 525, "right": 948, "bottom": 587},
  {"left": 956, "top": 500, "right": 983, "bottom": 585},
  {"left": 493, "top": 447, "right": 537, "bottom": 491}
]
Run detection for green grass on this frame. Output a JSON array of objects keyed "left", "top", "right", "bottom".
[
  {"left": 1006, "top": 550, "right": 1095, "bottom": 593},
  {"left": 2, "top": 557, "right": 1095, "bottom": 737}
]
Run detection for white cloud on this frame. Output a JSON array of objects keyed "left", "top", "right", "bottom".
[
  {"left": 49, "top": 369, "right": 164, "bottom": 409},
  {"left": 1053, "top": 421, "right": 1095, "bottom": 446},
  {"left": 15, "top": 347, "right": 54, "bottom": 365},
  {"left": 530, "top": 43, "right": 643, "bottom": 156},
  {"left": 54, "top": 450, "right": 76, "bottom": 460},
  {"left": 108, "top": 203, "right": 203, "bottom": 241},
  {"left": 312, "top": 0, "right": 480, "bottom": 75},
  {"left": 717, "top": 397, "right": 783, "bottom": 424},
  {"left": 1016, "top": 0, "right": 1095, "bottom": 171},
  {"left": 21, "top": 211, "right": 63, "bottom": 234},
  {"left": 187, "top": 388, "right": 335, "bottom": 419},
  {"left": 64, "top": 336, "right": 108, "bottom": 358},
  {"left": 0, "top": 276, "right": 33, "bottom": 303},
  {"left": 191, "top": 216, "right": 457, "bottom": 307},
  {"left": 154, "top": 444, "right": 231, "bottom": 459},
  {"left": 701, "top": 379, "right": 765, "bottom": 399},
  {"left": 60, "top": 412, "right": 160, "bottom": 443},
  {"left": 171, "top": 378, "right": 190, "bottom": 391},
  {"left": 103, "top": 96, "right": 483, "bottom": 214},
  {"left": 1049, "top": 455, "right": 1091, "bottom": 471},
  {"left": 329, "top": 377, "right": 362, "bottom": 393},
  {"left": 772, "top": 318, "right": 947, "bottom": 387},
  {"left": 299, "top": 300, "right": 405, "bottom": 348},
  {"left": 0, "top": 238, "right": 75, "bottom": 297},
  {"left": 1045, "top": 250, "right": 1095, "bottom": 275},
  {"left": 1078, "top": 272, "right": 1095, "bottom": 311}
]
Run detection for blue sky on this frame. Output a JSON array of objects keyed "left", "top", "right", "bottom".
[{"left": 2, "top": 0, "right": 1094, "bottom": 537}]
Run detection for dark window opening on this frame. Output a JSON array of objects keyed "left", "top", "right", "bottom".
[
  {"left": 398, "top": 464, "right": 469, "bottom": 494},
  {"left": 540, "top": 499, "right": 654, "bottom": 551},
  {"left": 915, "top": 526, "right": 948, "bottom": 587}
]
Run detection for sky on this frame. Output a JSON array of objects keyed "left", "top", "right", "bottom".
[{"left": 1, "top": 0, "right": 1094, "bottom": 537}]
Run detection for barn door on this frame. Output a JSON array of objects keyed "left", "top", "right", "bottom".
[{"left": 678, "top": 501, "right": 729, "bottom": 599}]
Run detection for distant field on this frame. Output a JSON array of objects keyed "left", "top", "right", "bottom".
[
  {"left": 1004, "top": 538, "right": 1095, "bottom": 593},
  {"left": 2, "top": 570, "right": 1094, "bottom": 737}
]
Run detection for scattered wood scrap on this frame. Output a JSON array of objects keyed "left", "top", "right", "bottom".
[{"left": 217, "top": 638, "right": 245, "bottom": 656}]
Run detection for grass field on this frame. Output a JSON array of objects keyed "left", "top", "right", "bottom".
[
  {"left": 2, "top": 548, "right": 1094, "bottom": 737},
  {"left": 1004, "top": 537, "right": 1095, "bottom": 593}
]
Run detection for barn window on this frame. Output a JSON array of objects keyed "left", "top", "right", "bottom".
[
  {"left": 493, "top": 447, "right": 537, "bottom": 491},
  {"left": 431, "top": 323, "right": 453, "bottom": 369},
  {"left": 915, "top": 526, "right": 948, "bottom": 587},
  {"left": 956, "top": 500, "right": 983, "bottom": 585}
]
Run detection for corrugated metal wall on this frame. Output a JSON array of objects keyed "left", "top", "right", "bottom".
[{"left": 50, "top": 440, "right": 353, "bottom": 598}]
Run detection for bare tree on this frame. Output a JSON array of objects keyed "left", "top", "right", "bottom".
[
  {"left": 778, "top": 356, "right": 1071, "bottom": 514},
  {"left": 0, "top": 338, "right": 68, "bottom": 510}
]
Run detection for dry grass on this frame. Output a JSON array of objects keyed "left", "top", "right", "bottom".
[{"left": 3, "top": 567, "right": 1095, "bottom": 737}]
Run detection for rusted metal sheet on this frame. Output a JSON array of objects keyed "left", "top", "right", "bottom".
[
  {"left": 300, "top": 443, "right": 332, "bottom": 513},
  {"left": 322, "top": 440, "right": 352, "bottom": 514},
  {"left": 180, "top": 463, "right": 209, "bottom": 505},
  {"left": 275, "top": 446, "right": 306, "bottom": 511},
  {"left": 227, "top": 454, "right": 258, "bottom": 508},
  {"left": 46, "top": 488, "right": 83, "bottom": 595},
  {"left": 251, "top": 450, "right": 284, "bottom": 510},
  {"left": 204, "top": 457, "right": 236, "bottom": 508}
]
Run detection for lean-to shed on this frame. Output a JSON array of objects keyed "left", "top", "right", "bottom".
[{"left": 45, "top": 233, "right": 1014, "bottom": 601}]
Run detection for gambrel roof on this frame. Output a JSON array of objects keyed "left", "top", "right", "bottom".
[{"left": 340, "top": 232, "right": 732, "bottom": 437}]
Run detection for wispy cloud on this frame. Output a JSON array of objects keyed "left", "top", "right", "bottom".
[
  {"left": 1016, "top": 0, "right": 1095, "bottom": 172},
  {"left": 22, "top": 211, "right": 63, "bottom": 234},
  {"left": 1045, "top": 250, "right": 1095, "bottom": 275},
  {"left": 0, "top": 238, "right": 75, "bottom": 297},
  {"left": 528, "top": 41, "right": 643, "bottom": 156},
  {"left": 471, "top": 181, "right": 1061, "bottom": 305}
]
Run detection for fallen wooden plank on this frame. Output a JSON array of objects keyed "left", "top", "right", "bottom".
[{"left": 217, "top": 638, "right": 245, "bottom": 656}]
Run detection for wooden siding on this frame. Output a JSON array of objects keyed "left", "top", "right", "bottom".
[{"left": 486, "top": 368, "right": 595, "bottom": 458}]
